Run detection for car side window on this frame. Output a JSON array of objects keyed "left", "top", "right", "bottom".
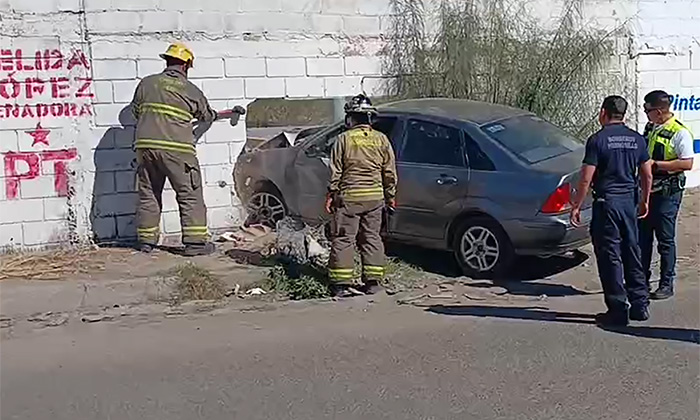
[
  {"left": 305, "top": 124, "right": 344, "bottom": 157},
  {"left": 400, "top": 120, "right": 464, "bottom": 167},
  {"left": 306, "top": 117, "right": 398, "bottom": 158},
  {"left": 464, "top": 132, "right": 496, "bottom": 171},
  {"left": 372, "top": 116, "right": 398, "bottom": 149}
]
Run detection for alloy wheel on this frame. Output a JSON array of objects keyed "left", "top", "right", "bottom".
[{"left": 460, "top": 225, "right": 500, "bottom": 273}]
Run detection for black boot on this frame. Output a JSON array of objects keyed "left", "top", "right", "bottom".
[
  {"left": 331, "top": 285, "right": 364, "bottom": 298},
  {"left": 182, "top": 242, "right": 216, "bottom": 257},
  {"left": 360, "top": 280, "right": 383, "bottom": 295},
  {"left": 629, "top": 305, "right": 650, "bottom": 322},
  {"left": 137, "top": 243, "right": 154, "bottom": 253},
  {"left": 595, "top": 310, "right": 629, "bottom": 327},
  {"left": 650, "top": 284, "right": 674, "bottom": 300}
]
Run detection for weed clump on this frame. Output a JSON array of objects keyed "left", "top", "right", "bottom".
[
  {"left": 265, "top": 265, "right": 331, "bottom": 301},
  {"left": 170, "top": 263, "right": 227, "bottom": 304}
]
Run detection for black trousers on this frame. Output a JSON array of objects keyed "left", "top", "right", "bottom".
[{"left": 590, "top": 193, "right": 649, "bottom": 313}]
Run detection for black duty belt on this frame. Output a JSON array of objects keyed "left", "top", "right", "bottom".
[{"left": 652, "top": 173, "right": 685, "bottom": 195}]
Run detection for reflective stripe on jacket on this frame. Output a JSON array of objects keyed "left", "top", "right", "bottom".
[
  {"left": 130, "top": 65, "right": 217, "bottom": 154},
  {"left": 328, "top": 125, "right": 398, "bottom": 203}
]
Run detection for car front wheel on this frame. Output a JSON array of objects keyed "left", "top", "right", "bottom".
[
  {"left": 453, "top": 217, "right": 513, "bottom": 279},
  {"left": 245, "top": 188, "right": 287, "bottom": 228}
]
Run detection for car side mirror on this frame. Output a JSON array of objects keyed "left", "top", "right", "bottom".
[{"left": 305, "top": 144, "right": 321, "bottom": 157}]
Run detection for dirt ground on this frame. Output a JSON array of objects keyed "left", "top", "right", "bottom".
[{"left": 0, "top": 189, "right": 698, "bottom": 336}]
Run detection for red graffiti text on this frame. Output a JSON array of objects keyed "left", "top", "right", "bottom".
[
  {"left": 0, "top": 49, "right": 90, "bottom": 72},
  {"left": 0, "top": 48, "right": 94, "bottom": 120},
  {"left": 3, "top": 149, "right": 78, "bottom": 199}
]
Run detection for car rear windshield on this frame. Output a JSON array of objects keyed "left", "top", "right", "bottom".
[{"left": 481, "top": 115, "right": 583, "bottom": 164}]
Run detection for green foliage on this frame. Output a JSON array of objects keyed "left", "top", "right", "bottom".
[
  {"left": 385, "top": 0, "right": 628, "bottom": 138},
  {"left": 265, "top": 264, "right": 332, "bottom": 300}
]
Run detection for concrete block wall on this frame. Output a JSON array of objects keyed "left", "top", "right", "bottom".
[
  {"left": 0, "top": 0, "right": 390, "bottom": 248},
  {"left": 634, "top": 0, "right": 700, "bottom": 187}
]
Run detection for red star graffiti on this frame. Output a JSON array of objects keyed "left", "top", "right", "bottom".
[{"left": 25, "top": 122, "right": 51, "bottom": 147}]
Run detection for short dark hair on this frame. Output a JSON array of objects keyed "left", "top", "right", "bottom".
[
  {"left": 644, "top": 90, "right": 672, "bottom": 110},
  {"left": 349, "top": 112, "right": 371, "bottom": 125},
  {"left": 601, "top": 95, "right": 627, "bottom": 120},
  {"left": 165, "top": 57, "right": 186, "bottom": 67}
]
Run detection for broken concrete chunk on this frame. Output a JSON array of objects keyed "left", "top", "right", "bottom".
[{"left": 81, "top": 313, "right": 115, "bottom": 323}]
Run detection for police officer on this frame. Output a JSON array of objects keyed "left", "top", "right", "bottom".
[
  {"left": 571, "top": 96, "right": 653, "bottom": 326},
  {"left": 325, "top": 94, "right": 398, "bottom": 296},
  {"left": 130, "top": 42, "right": 234, "bottom": 256},
  {"left": 639, "top": 90, "right": 695, "bottom": 300}
]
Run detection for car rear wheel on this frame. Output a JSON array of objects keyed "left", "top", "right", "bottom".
[
  {"left": 453, "top": 217, "right": 513, "bottom": 279},
  {"left": 245, "top": 188, "right": 287, "bottom": 228}
]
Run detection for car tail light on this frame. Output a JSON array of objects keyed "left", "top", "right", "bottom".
[{"left": 541, "top": 183, "right": 572, "bottom": 214}]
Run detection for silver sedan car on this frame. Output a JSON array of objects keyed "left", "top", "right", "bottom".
[{"left": 234, "top": 99, "right": 592, "bottom": 278}]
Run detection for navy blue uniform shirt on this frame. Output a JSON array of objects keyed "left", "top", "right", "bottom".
[{"left": 583, "top": 122, "right": 649, "bottom": 196}]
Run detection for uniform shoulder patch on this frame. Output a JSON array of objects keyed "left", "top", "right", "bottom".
[{"left": 658, "top": 129, "right": 675, "bottom": 140}]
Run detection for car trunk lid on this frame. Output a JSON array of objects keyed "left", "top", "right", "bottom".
[{"left": 531, "top": 148, "right": 593, "bottom": 214}]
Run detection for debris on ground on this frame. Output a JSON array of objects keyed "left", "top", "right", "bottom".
[
  {"left": 274, "top": 217, "right": 330, "bottom": 268},
  {"left": 223, "top": 224, "right": 277, "bottom": 265},
  {"left": 0, "top": 247, "right": 104, "bottom": 280},
  {"left": 168, "top": 263, "right": 227, "bottom": 304},
  {"left": 27, "top": 311, "right": 70, "bottom": 327},
  {"left": 0, "top": 316, "right": 13, "bottom": 329},
  {"left": 225, "top": 284, "right": 242, "bottom": 297},
  {"left": 81, "top": 313, "right": 115, "bottom": 323},
  {"left": 217, "top": 224, "right": 273, "bottom": 243},
  {"left": 246, "top": 287, "right": 267, "bottom": 296}
]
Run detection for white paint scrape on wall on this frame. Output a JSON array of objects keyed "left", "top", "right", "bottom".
[
  {"left": 0, "top": 0, "right": 390, "bottom": 248},
  {"left": 0, "top": 0, "right": 698, "bottom": 248}
]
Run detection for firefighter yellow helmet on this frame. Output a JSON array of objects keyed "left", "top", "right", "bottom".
[{"left": 159, "top": 42, "right": 194, "bottom": 66}]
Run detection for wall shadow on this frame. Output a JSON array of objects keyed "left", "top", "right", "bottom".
[
  {"left": 90, "top": 106, "right": 137, "bottom": 246},
  {"left": 426, "top": 305, "right": 700, "bottom": 345}
]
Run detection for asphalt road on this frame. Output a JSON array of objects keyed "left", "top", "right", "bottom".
[{"left": 2, "top": 287, "right": 698, "bottom": 420}]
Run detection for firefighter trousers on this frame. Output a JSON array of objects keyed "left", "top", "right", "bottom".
[
  {"left": 328, "top": 200, "right": 385, "bottom": 285},
  {"left": 136, "top": 149, "right": 208, "bottom": 245}
]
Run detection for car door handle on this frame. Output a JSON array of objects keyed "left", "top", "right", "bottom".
[{"left": 436, "top": 175, "right": 458, "bottom": 185}]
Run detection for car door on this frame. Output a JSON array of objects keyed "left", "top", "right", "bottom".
[
  {"left": 289, "top": 123, "right": 344, "bottom": 225},
  {"left": 290, "top": 116, "right": 402, "bottom": 225},
  {"left": 389, "top": 118, "right": 470, "bottom": 241}
]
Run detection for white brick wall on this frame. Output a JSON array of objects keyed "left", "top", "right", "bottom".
[
  {"left": 286, "top": 78, "right": 325, "bottom": 98},
  {"left": 266, "top": 58, "right": 307, "bottom": 77},
  {"left": 307, "top": 58, "right": 345, "bottom": 76},
  {"left": 634, "top": 0, "right": 700, "bottom": 187},
  {"left": 225, "top": 58, "right": 267, "bottom": 77},
  {"left": 2, "top": 0, "right": 697, "bottom": 249}
]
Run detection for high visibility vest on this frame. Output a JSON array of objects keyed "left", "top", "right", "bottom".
[
  {"left": 645, "top": 117, "right": 692, "bottom": 162},
  {"left": 644, "top": 117, "right": 693, "bottom": 189}
]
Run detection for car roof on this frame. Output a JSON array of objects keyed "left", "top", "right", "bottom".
[{"left": 377, "top": 98, "right": 533, "bottom": 125}]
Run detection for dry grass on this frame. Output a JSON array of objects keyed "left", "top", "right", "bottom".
[
  {"left": 384, "top": 257, "right": 426, "bottom": 291},
  {"left": 169, "top": 263, "right": 227, "bottom": 304},
  {"left": 0, "top": 248, "right": 104, "bottom": 280}
]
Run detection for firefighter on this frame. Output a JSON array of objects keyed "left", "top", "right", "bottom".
[
  {"left": 325, "top": 94, "right": 398, "bottom": 296},
  {"left": 130, "top": 42, "right": 233, "bottom": 256},
  {"left": 639, "top": 90, "right": 695, "bottom": 300},
  {"left": 570, "top": 95, "right": 653, "bottom": 327}
]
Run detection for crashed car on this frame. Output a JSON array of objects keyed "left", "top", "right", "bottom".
[{"left": 234, "top": 98, "right": 592, "bottom": 278}]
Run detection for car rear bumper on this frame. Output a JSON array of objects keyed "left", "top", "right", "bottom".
[{"left": 506, "top": 208, "right": 592, "bottom": 257}]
